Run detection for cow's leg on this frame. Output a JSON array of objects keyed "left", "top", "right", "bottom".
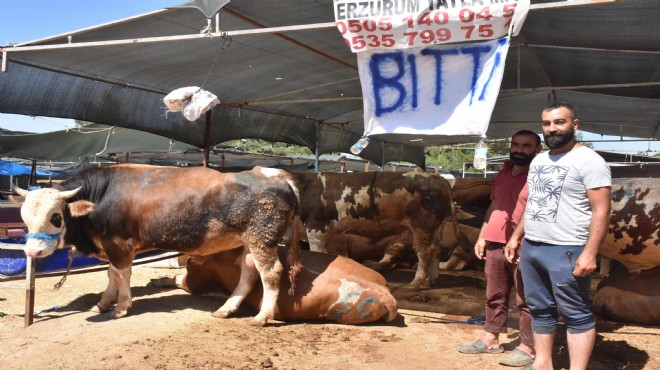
[
  {"left": 92, "top": 263, "right": 133, "bottom": 318},
  {"left": 409, "top": 230, "right": 435, "bottom": 290},
  {"left": 250, "top": 246, "right": 283, "bottom": 327},
  {"left": 307, "top": 229, "right": 328, "bottom": 253},
  {"left": 213, "top": 248, "right": 260, "bottom": 319},
  {"left": 597, "top": 256, "right": 611, "bottom": 277},
  {"left": 149, "top": 274, "right": 188, "bottom": 292}
]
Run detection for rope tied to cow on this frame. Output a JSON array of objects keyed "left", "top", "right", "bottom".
[{"left": 53, "top": 247, "right": 77, "bottom": 290}]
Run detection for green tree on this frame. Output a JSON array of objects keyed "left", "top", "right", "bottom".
[
  {"left": 425, "top": 139, "right": 511, "bottom": 172},
  {"left": 222, "top": 139, "right": 313, "bottom": 156},
  {"left": 576, "top": 131, "right": 593, "bottom": 149}
]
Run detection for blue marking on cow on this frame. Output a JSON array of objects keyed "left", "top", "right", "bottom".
[
  {"left": 333, "top": 303, "right": 352, "bottom": 319},
  {"left": 332, "top": 286, "right": 365, "bottom": 318},
  {"left": 358, "top": 297, "right": 377, "bottom": 319}
]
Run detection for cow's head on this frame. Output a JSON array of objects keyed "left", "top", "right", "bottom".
[{"left": 12, "top": 185, "right": 94, "bottom": 258}]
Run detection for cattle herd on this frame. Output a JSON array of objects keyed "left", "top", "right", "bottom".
[{"left": 12, "top": 164, "right": 660, "bottom": 326}]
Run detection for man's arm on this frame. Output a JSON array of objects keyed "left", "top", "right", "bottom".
[
  {"left": 574, "top": 186, "right": 611, "bottom": 277},
  {"left": 474, "top": 203, "right": 494, "bottom": 260},
  {"left": 505, "top": 217, "right": 525, "bottom": 263}
]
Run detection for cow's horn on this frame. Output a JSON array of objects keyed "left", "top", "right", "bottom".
[
  {"left": 12, "top": 185, "right": 29, "bottom": 197},
  {"left": 59, "top": 187, "right": 83, "bottom": 200}
]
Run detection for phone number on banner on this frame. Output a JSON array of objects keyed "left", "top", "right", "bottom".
[{"left": 335, "top": 2, "right": 518, "bottom": 52}]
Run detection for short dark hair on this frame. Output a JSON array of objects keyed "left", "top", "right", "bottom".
[
  {"left": 543, "top": 102, "right": 576, "bottom": 118},
  {"left": 512, "top": 129, "right": 541, "bottom": 146}
]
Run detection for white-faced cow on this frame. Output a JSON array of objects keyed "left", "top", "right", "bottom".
[
  {"left": 153, "top": 246, "right": 398, "bottom": 324},
  {"left": 14, "top": 164, "right": 302, "bottom": 326},
  {"left": 593, "top": 178, "right": 660, "bottom": 325},
  {"left": 292, "top": 171, "right": 456, "bottom": 289}
]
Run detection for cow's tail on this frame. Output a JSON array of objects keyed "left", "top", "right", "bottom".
[{"left": 285, "top": 178, "right": 303, "bottom": 296}]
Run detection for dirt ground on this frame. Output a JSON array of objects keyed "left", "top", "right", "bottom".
[{"left": 1, "top": 264, "right": 658, "bottom": 370}]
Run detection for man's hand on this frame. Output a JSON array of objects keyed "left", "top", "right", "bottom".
[
  {"left": 474, "top": 238, "right": 487, "bottom": 260},
  {"left": 573, "top": 251, "right": 598, "bottom": 277},
  {"left": 505, "top": 238, "right": 521, "bottom": 264}
]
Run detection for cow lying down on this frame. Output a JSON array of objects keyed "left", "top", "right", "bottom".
[
  {"left": 593, "top": 263, "right": 660, "bottom": 326},
  {"left": 154, "top": 246, "right": 398, "bottom": 324}
]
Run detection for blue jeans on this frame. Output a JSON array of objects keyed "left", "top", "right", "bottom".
[{"left": 520, "top": 239, "right": 595, "bottom": 334}]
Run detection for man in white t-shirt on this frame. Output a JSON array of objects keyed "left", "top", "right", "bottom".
[{"left": 505, "top": 103, "right": 611, "bottom": 370}]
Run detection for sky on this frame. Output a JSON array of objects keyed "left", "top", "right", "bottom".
[{"left": 0, "top": 1, "right": 657, "bottom": 155}]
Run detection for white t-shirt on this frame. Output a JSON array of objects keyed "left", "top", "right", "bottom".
[{"left": 524, "top": 146, "right": 611, "bottom": 245}]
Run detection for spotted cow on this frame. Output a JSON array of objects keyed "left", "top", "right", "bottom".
[
  {"left": 293, "top": 171, "right": 457, "bottom": 289},
  {"left": 593, "top": 178, "right": 660, "bottom": 325},
  {"left": 14, "top": 164, "right": 302, "bottom": 326},
  {"left": 154, "top": 246, "right": 398, "bottom": 324},
  {"left": 600, "top": 178, "right": 660, "bottom": 273}
]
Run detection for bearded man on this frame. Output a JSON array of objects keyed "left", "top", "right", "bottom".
[
  {"left": 459, "top": 130, "right": 541, "bottom": 367},
  {"left": 506, "top": 103, "right": 611, "bottom": 370}
]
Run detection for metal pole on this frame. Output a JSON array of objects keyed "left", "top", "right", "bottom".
[
  {"left": 380, "top": 141, "right": 385, "bottom": 172},
  {"left": 1, "top": 1, "right": 618, "bottom": 56},
  {"left": 203, "top": 111, "right": 212, "bottom": 167},
  {"left": 24, "top": 255, "right": 36, "bottom": 327},
  {"left": 28, "top": 159, "right": 37, "bottom": 187},
  {"left": 314, "top": 122, "right": 320, "bottom": 173}
]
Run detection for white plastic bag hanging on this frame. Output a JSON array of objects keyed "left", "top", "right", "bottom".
[{"left": 163, "top": 86, "right": 221, "bottom": 121}]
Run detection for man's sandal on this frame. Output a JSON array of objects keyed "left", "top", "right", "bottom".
[
  {"left": 458, "top": 339, "right": 505, "bottom": 354},
  {"left": 499, "top": 348, "right": 534, "bottom": 367}
]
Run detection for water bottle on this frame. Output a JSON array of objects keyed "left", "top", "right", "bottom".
[
  {"left": 350, "top": 137, "right": 370, "bottom": 155},
  {"left": 473, "top": 139, "right": 488, "bottom": 170}
]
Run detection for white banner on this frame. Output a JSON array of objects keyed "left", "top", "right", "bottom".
[
  {"left": 359, "top": 36, "right": 510, "bottom": 137},
  {"left": 334, "top": 0, "right": 529, "bottom": 52}
]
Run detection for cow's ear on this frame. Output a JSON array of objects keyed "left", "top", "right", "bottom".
[
  {"left": 68, "top": 200, "right": 95, "bottom": 217},
  {"left": 7, "top": 195, "right": 23, "bottom": 205}
]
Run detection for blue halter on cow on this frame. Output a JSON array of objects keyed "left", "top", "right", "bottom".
[{"left": 14, "top": 164, "right": 302, "bottom": 327}]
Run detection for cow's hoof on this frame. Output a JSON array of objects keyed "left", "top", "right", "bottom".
[
  {"left": 249, "top": 318, "right": 268, "bottom": 327},
  {"left": 91, "top": 303, "right": 112, "bottom": 313},
  {"left": 148, "top": 277, "right": 176, "bottom": 288},
  {"left": 212, "top": 308, "right": 235, "bottom": 318},
  {"left": 407, "top": 282, "right": 423, "bottom": 291},
  {"left": 439, "top": 260, "right": 467, "bottom": 271},
  {"left": 109, "top": 309, "right": 128, "bottom": 319},
  {"left": 437, "top": 261, "right": 452, "bottom": 270}
]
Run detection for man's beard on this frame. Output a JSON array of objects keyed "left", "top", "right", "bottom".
[
  {"left": 544, "top": 126, "right": 575, "bottom": 149},
  {"left": 510, "top": 152, "right": 535, "bottom": 165}
]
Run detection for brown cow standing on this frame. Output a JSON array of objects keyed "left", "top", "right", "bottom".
[
  {"left": 156, "top": 247, "right": 398, "bottom": 324},
  {"left": 15, "top": 164, "right": 301, "bottom": 326},
  {"left": 293, "top": 171, "right": 456, "bottom": 289},
  {"left": 436, "top": 178, "right": 493, "bottom": 271}
]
